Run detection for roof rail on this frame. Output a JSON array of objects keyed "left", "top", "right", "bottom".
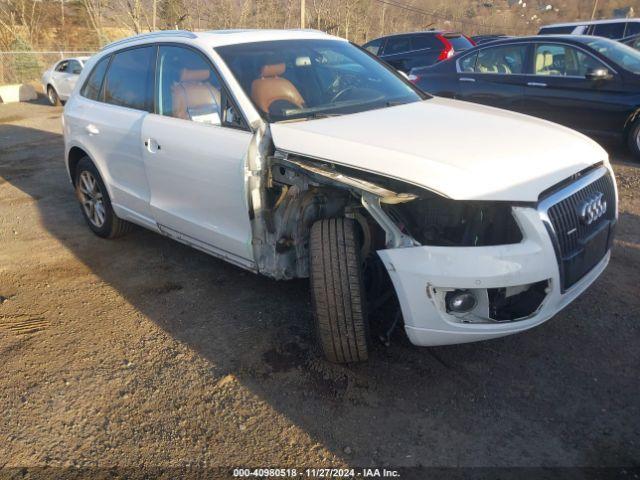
[{"left": 101, "top": 30, "right": 197, "bottom": 51}]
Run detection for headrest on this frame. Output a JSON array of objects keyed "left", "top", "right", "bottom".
[
  {"left": 261, "top": 63, "right": 286, "bottom": 78},
  {"left": 180, "top": 69, "right": 210, "bottom": 82}
]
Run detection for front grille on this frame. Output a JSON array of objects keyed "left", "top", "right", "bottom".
[{"left": 543, "top": 169, "right": 616, "bottom": 291}]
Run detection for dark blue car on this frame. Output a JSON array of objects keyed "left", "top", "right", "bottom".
[{"left": 409, "top": 35, "right": 640, "bottom": 159}]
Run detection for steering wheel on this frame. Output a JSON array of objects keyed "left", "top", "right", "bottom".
[{"left": 330, "top": 86, "right": 359, "bottom": 103}]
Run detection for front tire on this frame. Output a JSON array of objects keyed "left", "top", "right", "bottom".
[
  {"left": 627, "top": 119, "right": 640, "bottom": 161},
  {"left": 47, "top": 85, "right": 61, "bottom": 106},
  {"left": 309, "top": 218, "right": 370, "bottom": 363},
  {"left": 75, "top": 157, "right": 132, "bottom": 238}
]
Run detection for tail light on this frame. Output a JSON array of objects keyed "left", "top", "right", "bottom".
[{"left": 435, "top": 34, "right": 454, "bottom": 61}]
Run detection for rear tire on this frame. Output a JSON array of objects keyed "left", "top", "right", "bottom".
[
  {"left": 309, "top": 218, "right": 369, "bottom": 363},
  {"left": 627, "top": 119, "right": 640, "bottom": 161},
  {"left": 75, "top": 157, "right": 133, "bottom": 239},
  {"left": 47, "top": 85, "right": 61, "bottom": 106}
]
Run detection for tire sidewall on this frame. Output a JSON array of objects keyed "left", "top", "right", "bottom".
[
  {"left": 47, "top": 86, "right": 59, "bottom": 106},
  {"left": 628, "top": 120, "right": 640, "bottom": 160},
  {"left": 75, "top": 157, "right": 116, "bottom": 238}
]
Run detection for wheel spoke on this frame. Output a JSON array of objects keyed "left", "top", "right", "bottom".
[
  {"left": 95, "top": 202, "right": 105, "bottom": 226},
  {"left": 80, "top": 173, "right": 93, "bottom": 197}
]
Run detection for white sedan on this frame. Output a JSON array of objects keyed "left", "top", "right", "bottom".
[{"left": 42, "top": 57, "right": 89, "bottom": 105}]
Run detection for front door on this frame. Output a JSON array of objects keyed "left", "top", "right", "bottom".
[
  {"left": 522, "top": 42, "right": 628, "bottom": 137},
  {"left": 141, "top": 44, "right": 255, "bottom": 268}
]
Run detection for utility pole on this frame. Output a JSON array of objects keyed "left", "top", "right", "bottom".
[
  {"left": 590, "top": 0, "right": 599, "bottom": 21},
  {"left": 60, "top": 0, "right": 65, "bottom": 48},
  {"left": 152, "top": 0, "right": 157, "bottom": 31},
  {"left": 301, "top": 0, "right": 305, "bottom": 29}
]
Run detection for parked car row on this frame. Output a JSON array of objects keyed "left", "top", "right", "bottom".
[
  {"left": 41, "top": 57, "right": 89, "bottom": 105},
  {"left": 407, "top": 35, "right": 640, "bottom": 158},
  {"left": 359, "top": 19, "right": 640, "bottom": 159}
]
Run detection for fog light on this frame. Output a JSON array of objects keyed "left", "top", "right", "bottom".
[{"left": 446, "top": 290, "right": 477, "bottom": 313}]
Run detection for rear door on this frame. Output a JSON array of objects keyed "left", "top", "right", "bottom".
[
  {"left": 93, "top": 46, "right": 156, "bottom": 224},
  {"left": 456, "top": 43, "right": 530, "bottom": 112},
  {"left": 522, "top": 42, "right": 628, "bottom": 136},
  {"left": 141, "top": 44, "right": 255, "bottom": 267}
]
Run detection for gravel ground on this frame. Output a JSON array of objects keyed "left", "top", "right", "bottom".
[{"left": 0, "top": 99, "right": 639, "bottom": 475}]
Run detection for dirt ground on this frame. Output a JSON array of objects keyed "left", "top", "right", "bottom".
[{"left": 1, "top": 98, "right": 639, "bottom": 475}]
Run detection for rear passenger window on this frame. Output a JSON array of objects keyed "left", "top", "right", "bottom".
[
  {"left": 459, "top": 52, "right": 477, "bottom": 72},
  {"left": 81, "top": 56, "right": 110, "bottom": 101},
  {"left": 592, "top": 22, "right": 626, "bottom": 39},
  {"left": 157, "top": 45, "right": 222, "bottom": 125},
  {"left": 475, "top": 45, "right": 527, "bottom": 74},
  {"left": 103, "top": 46, "right": 156, "bottom": 112},
  {"left": 385, "top": 37, "right": 411, "bottom": 55}
]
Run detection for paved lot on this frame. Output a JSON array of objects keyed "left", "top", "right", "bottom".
[{"left": 1, "top": 99, "right": 639, "bottom": 472}]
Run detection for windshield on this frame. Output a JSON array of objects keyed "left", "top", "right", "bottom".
[
  {"left": 586, "top": 37, "right": 640, "bottom": 74},
  {"left": 215, "top": 39, "right": 425, "bottom": 122}
]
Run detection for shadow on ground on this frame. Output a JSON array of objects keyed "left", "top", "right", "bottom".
[{"left": 1, "top": 120, "right": 639, "bottom": 468}]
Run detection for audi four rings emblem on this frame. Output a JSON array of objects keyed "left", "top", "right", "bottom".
[{"left": 578, "top": 192, "right": 607, "bottom": 225}]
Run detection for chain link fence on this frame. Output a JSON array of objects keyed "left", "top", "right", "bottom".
[{"left": 0, "top": 51, "right": 95, "bottom": 86}]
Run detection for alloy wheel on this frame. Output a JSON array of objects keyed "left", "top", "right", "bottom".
[{"left": 77, "top": 170, "right": 106, "bottom": 228}]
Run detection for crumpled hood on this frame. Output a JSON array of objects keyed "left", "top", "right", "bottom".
[{"left": 269, "top": 97, "right": 608, "bottom": 202}]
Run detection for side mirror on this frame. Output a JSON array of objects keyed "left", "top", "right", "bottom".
[{"left": 585, "top": 68, "right": 611, "bottom": 81}]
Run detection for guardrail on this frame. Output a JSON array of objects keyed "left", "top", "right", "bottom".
[{"left": 0, "top": 51, "right": 95, "bottom": 86}]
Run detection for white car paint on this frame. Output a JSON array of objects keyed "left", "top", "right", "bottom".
[
  {"left": 63, "top": 29, "right": 617, "bottom": 350},
  {"left": 270, "top": 97, "right": 608, "bottom": 202},
  {"left": 42, "top": 57, "right": 89, "bottom": 103}
]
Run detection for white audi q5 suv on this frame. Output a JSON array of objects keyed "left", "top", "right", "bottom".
[{"left": 63, "top": 29, "right": 617, "bottom": 363}]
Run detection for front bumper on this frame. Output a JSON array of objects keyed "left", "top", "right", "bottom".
[{"left": 377, "top": 206, "right": 610, "bottom": 346}]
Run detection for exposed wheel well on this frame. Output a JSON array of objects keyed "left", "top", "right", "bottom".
[{"left": 68, "top": 147, "right": 89, "bottom": 185}]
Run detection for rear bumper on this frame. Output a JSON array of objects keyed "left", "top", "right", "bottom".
[{"left": 378, "top": 206, "right": 610, "bottom": 346}]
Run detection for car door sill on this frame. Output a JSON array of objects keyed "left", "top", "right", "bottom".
[{"left": 157, "top": 224, "right": 257, "bottom": 273}]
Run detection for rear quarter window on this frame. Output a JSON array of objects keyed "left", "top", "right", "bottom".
[
  {"left": 446, "top": 35, "right": 474, "bottom": 50},
  {"left": 411, "top": 35, "right": 440, "bottom": 50},
  {"left": 592, "top": 22, "right": 626, "bottom": 39},
  {"left": 625, "top": 22, "right": 640, "bottom": 36},
  {"left": 80, "top": 56, "right": 110, "bottom": 101},
  {"left": 538, "top": 25, "right": 578, "bottom": 35}
]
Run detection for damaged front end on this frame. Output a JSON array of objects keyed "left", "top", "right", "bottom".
[{"left": 246, "top": 131, "right": 557, "bottom": 344}]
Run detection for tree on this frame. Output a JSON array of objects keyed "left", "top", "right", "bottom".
[{"left": 159, "top": 0, "right": 186, "bottom": 29}]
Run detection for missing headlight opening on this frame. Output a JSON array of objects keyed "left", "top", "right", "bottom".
[{"left": 390, "top": 196, "right": 523, "bottom": 247}]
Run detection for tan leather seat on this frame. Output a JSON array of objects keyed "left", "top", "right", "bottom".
[
  {"left": 250, "top": 63, "right": 305, "bottom": 114},
  {"left": 171, "top": 68, "right": 221, "bottom": 123},
  {"left": 535, "top": 51, "right": 560, "bottom": 75}
]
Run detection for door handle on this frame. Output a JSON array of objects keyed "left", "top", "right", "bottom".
[
  {"left": 85, "top": 124, "right": 99, "bottom": 135},
  {"left": 527, "top": 82, "right": 547, "bottom": 87},
  {"left": 459, "top": 77, "right": 476, "bottom": 82},
  {"left": 145, "top": 138, "right": 161, "bottom": 153}
]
